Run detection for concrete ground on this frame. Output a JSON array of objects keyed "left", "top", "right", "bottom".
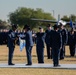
[{"left": 0, "top": 63, "right": 76, "bottom": 69}]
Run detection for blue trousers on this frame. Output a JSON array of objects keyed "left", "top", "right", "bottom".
[
  {"left": 8, "top": 46, "right": 14, "bottom": 64},
  {"left": 46, "top": 44, "right": 52, "bottom": 59},
  {"left": 26, "top": 46, "right": 32, "bottom": 64},
  {"left": 52, "top": 48, "right": 59, "bottom": 66},
  {"left": 60, "top": 45, "right": 65, "bottom": 59},
  {"left": 36, "top": 47, "right": 44, "bottom": 63},
  {"left": 69, "top": 45, "right": 75, "bottom": 56}
]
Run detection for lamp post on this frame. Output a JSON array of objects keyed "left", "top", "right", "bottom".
[{"left": 51, "top": 10, "right": 55, "bottom": 17}]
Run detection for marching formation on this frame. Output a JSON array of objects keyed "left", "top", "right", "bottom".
[{"left": 0, "top": 23, "right": 76, "bottom": 67}]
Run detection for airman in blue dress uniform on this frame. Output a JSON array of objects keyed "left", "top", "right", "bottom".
[
  {"left": 45, "top": 24, "right": 52, "bottom": 59},
  {"left": 58, "top": 24, "right": 68, "bottom": 60},
  {"left": 50, "top": 25, "right": 62, "bottom": 67},
  {"left": 7, "top": 24, "right": 17, "bottom": 65},
  {"left": 36, "top": 27, "right": 45, "bottom": 63},
  {"left": 23, "top": 25, "right": 33, "bottom": 65}
]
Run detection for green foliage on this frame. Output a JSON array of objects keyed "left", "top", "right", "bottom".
[
  {"left": 70, "top": 14, "right": 76, "bottom": 22},
  {"left": 8, "top": 7, "right": 55, "bottom": 29},
  {"left": 61, "top": 15, "right": 70, "bottom": 21},
  {"left": 61, "top": 14, "right": 76, "bottom": 22},
  {"left": 0, "top": 19, "right": 10, "bottom": 29}
]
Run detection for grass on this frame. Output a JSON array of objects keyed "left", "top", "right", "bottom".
[
  {"left": 0, "top": 68, "right": 76, "bottom": 75},
  {"left": 0, "top": 45, "right": 76, "bottom": 75}
]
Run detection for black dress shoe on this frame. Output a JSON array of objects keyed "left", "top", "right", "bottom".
[
  {"left": 47, "top": 57, "right": 51, "bottom": 59},
  {"left": 57, "top": 65, "right": 61, "bottom": 67},
  {"left": 54, "top": 64, "right": 60, "bottom": 67},
  {"left": 38, "top": 61, "right": 44, "bottom": 63},
  {"left": 54, "top": 64, "right": 57, "bottom": 67},
  {"left": 38, "top": 62, "right": 44, "bottom": 64},
  {"left": 60, "top": 57, "right": 64, "bottom": 60},
  {"left": 26, "top": 64, "right": 32, "bottom": 66},
  {"left": 8, "top": 63, "right": 15, "bottom": 65}
]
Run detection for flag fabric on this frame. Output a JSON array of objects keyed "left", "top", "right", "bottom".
[
  {"left": 19, "top": 38, "right": 26, "bottom": 52},
  {"left": 70, "top": 19, "right": 73, "bottom": 28}
]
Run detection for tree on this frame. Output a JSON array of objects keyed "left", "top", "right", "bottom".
[
  {"left": 70, "top": 14, "right": 76, "bottom": 22},
  {"left": 61, "top": 14, "right": 76, "bottom": 22},
  {"left": 61, "top": 15, "right": 70, "bottom": 21},
  {"left": 0, "top": 19, "right": 10, "bottom": 29},
  {"left": 8, "top": 7, "right": 55, "bottom": 29}
]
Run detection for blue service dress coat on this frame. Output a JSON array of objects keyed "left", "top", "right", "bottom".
[
  {"left": 58, "top": 29, "right": 68, "bottom": 59},
  {"left": 7, "top": 29, "right": 17, "bottom": 64},
  {"left": 25, "top": 30, "right": 33, "bottom": 65},
  {"left": 68, "top": 31, "right": 76, "bottom": 56},
  {"left": 50, "top": 30, "right": 61, "bottom": 66},
  {"left": 45, "top": 29, "right": 53, "bottom": 59},
  {"left": 36, "top": 32, "right": 45, "bottom": 63}
]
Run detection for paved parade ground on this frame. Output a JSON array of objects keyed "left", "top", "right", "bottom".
[{"left": 0, "top": 63, "right": 76, "bottom": 69}]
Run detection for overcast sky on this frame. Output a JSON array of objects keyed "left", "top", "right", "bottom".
[{"left": 0, "top": 0, "right": 76, "bottom": 21}]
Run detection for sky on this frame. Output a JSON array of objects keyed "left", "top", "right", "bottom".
[{"left": 0, "top": 0, "right": 76, "bottom": 21}]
